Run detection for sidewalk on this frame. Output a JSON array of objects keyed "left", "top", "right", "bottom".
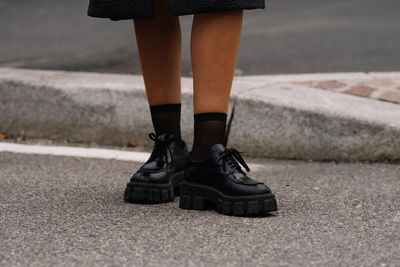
[
  {"left": 275, "top": 72, "right": 399, "bottom": 104},
  {"left": 1, "top": 67, "right": 399, "bottom": 161}
]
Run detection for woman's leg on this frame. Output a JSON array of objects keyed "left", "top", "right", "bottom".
[
  {"left": 190, "top": 10, "right": 243, "bottom": 160},
  {"left": 124, "top": 2, "right": 188, "bottom": 204},
  {"left": 133, "top": 0, "right": 183, "bottom": 138},
  {"left": 181, "top": 10, "right": 277, "bottom": 216}
]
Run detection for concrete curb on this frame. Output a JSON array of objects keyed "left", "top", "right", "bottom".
[{"left": 1, "top": 67, "right": 400, "bottom": 161}]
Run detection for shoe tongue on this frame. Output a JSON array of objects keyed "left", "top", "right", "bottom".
[
  {"left": 210, "top": 143, "right": 225, "bottom": 153},
  {"left": 157, "top": 132, "right": 175, "bottom": 141}
]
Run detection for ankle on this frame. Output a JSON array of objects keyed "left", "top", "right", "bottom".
[
  {"left": 191, "top": 112, "right": 227, "bottom": 162},
  {"left": 189, "top": 151, "right": 210, "bottom": 163},
  {"left": 149, "top": 103, "right": 182, "bottom": 139}
]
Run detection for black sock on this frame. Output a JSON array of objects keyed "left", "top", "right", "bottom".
[
  {"left": 149, "top": 103, "right": 182, "bottom": 140},
  {"left": 191, "top": 112, "right": 227, "bottom": 161}
]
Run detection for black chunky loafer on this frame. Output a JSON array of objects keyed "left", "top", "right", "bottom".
[
  {"left": 179, "top": 143, "right": 277, "bottom": 216},
  {"left": 124, "top": 132, "right": 188, "bottom": 203}
]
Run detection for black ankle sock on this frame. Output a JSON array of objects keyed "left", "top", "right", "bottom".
[
  {"left": 191, "top": 112, "right": 227, "bottom": 161},
  {"left": 149, "top": 103, "right": 182, "bottom": 140}
]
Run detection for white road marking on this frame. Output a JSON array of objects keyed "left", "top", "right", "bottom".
[
  {"left": 0, "top": 142, "right": 266, "bottom": 170},
  {"left": 0, "top": 142, "right": 151, "bottom": 162}
]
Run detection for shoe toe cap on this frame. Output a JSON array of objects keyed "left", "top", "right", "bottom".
[
  {"left": 255, "top": 183, "right": 272, "bottom": 194},
  {"left": 233, "top": 182, "right": 272, "bottom": 195},
  {"left": 130, "top": 172, "right": 143, "bottom": 182},
  {"left": 130, "top": 170, "right": 169, "bottom": 183}
]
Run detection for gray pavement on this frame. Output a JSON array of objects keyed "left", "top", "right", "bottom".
[
  {"left": 1, "top": 152, "right": 399, "bottom": 266},
  {"left": 1, "top": 0, "right": 400, "bottom": 75}
]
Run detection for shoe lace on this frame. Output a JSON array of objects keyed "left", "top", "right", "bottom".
[
  {"left": 148, "top": 132, "right": 176, "bottom": 158},
  {"left": 217, "top": 148, "right": 251, "bottom": 173}
]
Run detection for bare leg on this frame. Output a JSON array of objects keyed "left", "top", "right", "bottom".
[
  {"left": 190, "top": 10, "right": 243, "bottom": 160},
  {"left": 191, "top": 10, "right": 243, "bottom": 114},
  {"left": 133, "top": 0, "right": 183, "bottom": 138},
  {"left": 133, "top": 0, "right": 182, "bottom": 106}
]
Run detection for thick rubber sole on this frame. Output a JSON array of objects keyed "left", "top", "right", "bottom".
[
  {"left": 123, "top": 170, "right": 184, "bottom": 203},
  {"left": 179, "top": 181, "right": 278, "bottom": 216}
]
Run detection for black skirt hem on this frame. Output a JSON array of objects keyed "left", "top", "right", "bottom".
[
  {"left": 87, "top": 0, "right": 265, "bottom": 21},
  {"left": 171, "top": 1, "right": 265, "bottom": 17}
]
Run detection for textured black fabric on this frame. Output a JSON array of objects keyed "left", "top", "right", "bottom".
[{"left": 87, "top": 0, "right": 265, "bottom": 20}]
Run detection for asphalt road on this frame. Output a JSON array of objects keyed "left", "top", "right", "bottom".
[
  {"left": 1, "top": 152, "right": 399, "bottom": 266},
  {"left": 1, "top": 0, "right": 400, "bottom": 75}
]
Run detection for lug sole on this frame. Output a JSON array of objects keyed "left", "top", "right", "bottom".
[
  {"left": 124, "top": 170, "right": 184, "bottom": 204},
  {"left": 179, "top": 181, "right": 278, "bottom": 216}
]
